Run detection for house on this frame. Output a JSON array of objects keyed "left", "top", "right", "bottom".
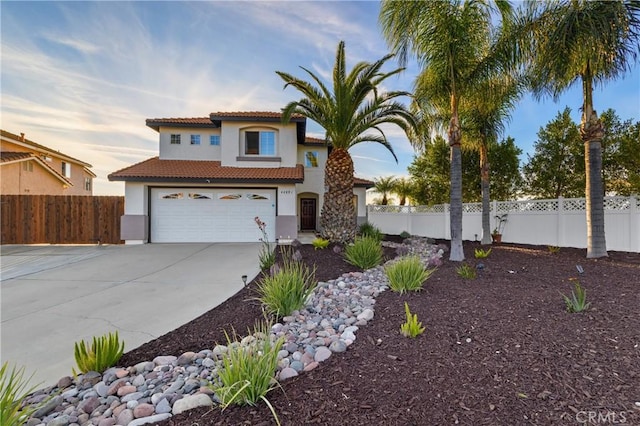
[
  {"left": 1, "top": 130, "right": 95, "bottom": 195},
  {"left": 108, "top": 111, "right": 373, "bottom": 244}
]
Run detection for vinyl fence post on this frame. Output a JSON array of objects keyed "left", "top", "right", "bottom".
[
  {"left": 557, "top": 197, "right": 564, "bottom": 247},
  {"left": 630, "top": 196, "right": 639, "bottom": 253}
]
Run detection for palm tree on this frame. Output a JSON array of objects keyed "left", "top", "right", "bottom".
[
  {"left": 461, "top": 74, "right": 524, "bottom": 245},
  {"left": 525, "top": 0, "right": 640, "bottom": 258},
  {"left": 277, "top": 41, "right": 416, "bottom": 243},
  {"left": 372, "top": 176, "right": 397, "bottom": 205},
  {"left": 380, "top": 0, "right": 516, "bottom": 261},
  {"left": 393, "top": 177, "right": 414, "bottom": 206}
]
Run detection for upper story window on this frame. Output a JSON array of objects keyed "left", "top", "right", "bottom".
[
  {"left": 84, "top": 178, "right": 92, "bottom": 191},
  {"left": 245, "top": 131, "right": 276, "bottom": 156},
  {"left": 23, "top": 161, "right": 34, "bottom": 172},
  {"left": 210, "top": 135, "right": 220, "bottom": 146},
  {"left": 170, "top": 134, "right": 181, "bottom": 144},
  {"left": 305, "top": 151, "right": 319, "bottom": 167},
  {"left": 61, "top": 162, "right": 71, "bottom": 178},
  {"left": 190, "top": 135, "right": 201, "bottom": 145}
]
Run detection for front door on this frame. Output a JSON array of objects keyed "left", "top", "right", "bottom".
[{"left": 300, "top": 198, "right": 317, "bottom": 231}]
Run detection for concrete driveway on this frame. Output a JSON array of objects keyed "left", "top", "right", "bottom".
[{"left": 0, "top": 243, "right": 261, "bottom": 388}]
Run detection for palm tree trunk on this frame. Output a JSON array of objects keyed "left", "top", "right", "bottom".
[
  {"left": 581, "top": 73, "right": 607, "bottom": 258},
  {"left": 480, "top": 141, "right": 492, "bottom": 245},
  {"left": 449, "top": 114, "right": 464, "bottom": 261},
  {"left": 320, "top": 147, "right": 356, "bottom": 243}
]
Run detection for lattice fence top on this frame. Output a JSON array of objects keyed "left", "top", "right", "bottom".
[{"left": 368, "top": 197, "right": 636, "bottom": 214}]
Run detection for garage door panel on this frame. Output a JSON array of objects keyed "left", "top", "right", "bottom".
[{"left": 150, "top": 188, "right": 276, "bottom": 243}]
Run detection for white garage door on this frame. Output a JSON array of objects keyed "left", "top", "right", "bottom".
[{"left": 150, "top": 188, "right": 276, "bottom": 243}]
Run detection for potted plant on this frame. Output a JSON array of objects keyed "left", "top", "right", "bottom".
[{"left": 492, "top": 214, "right": 508, "bottom": 244}]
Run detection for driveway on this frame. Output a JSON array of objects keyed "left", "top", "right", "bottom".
[{"left": 0, "top": 243, "right": 261, "bottom": 388}]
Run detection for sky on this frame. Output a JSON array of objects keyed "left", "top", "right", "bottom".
[{"left": 1, "top": 1, "right": 639, "bottom": 196}]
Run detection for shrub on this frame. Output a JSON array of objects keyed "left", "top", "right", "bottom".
[
  {"left": 456, "top": 264, "right": 477, "bottom": 279},
  {"left": 73, "top": 331, "right": 124, "bottom": 375},
  {"left": 0, "top": 362, "right": 42, "bottom": 426},
  {"left": 385, "top": 256, "right": 435, "bottom": 293},
  {"left": 344, "top": 236, "right": 383, "bottom": 269},
  {"left": 561, "top": 278, "right": 591, "bottom": 313},
  {"left": 474, "top": 248, "right": 491, "bottom": 259},
  {"left": 400, "top": 303, "right": 425, "bottom": 338},
  {"left": 255, "top": 217, "right": 275, "bottom": 270},
  {"left": 548, "top": 245, "right": 561, "bottom": 254},
  {"left": 358, "top": 222, "right": 384, "bottom": 242},
  {"left": 311, "top": 238, "right": 330, "bottom": 250},
  {"left": 212, "top": 323, "right": 284, "bottom": 425},
  {"left": 400, "top": 231, "right": 411, "bottom": 239},
  {"left": 257, "top": 256, "right": 316, "bottom": 318}
]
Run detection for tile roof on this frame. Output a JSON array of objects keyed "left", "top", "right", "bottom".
[
  {"left": 354, "top": 177, "right": 374, "bottom": 188},
  {"left": 304, "top": 137, "right": 326, "bottom": 145},
  {"left": 145, "top": 117, "right": 218, "bottom": 132},
  {"left": 109, "top": 157, "right": 304, "bottom": 183},
  {"left": 1, "top": 130, "right": 93, "bottom": 167},
  {"left": 209, "top": 111, "right": 305, "bottom": 121},
  {"left": 1, "top": 151, "right": 33, "bottom": 163}
]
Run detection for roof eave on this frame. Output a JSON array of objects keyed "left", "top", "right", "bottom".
[{"left": 107, "top": 175, "right": 303, "bottom": 184}]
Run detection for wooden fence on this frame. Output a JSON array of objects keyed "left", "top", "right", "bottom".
[{"left": 1, "top": 195, "right": 124, "bottom": 244}]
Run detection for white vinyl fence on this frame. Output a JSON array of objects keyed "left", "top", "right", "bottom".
[{"left": 368, "top": 196, "right": 639, "bottom": 253}]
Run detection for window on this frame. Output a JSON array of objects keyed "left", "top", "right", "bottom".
[
  {"left": 61, "top": 162, "right": 71, "bottom": 178},
  {"left": 190, "top": 135, "right": 201, "bottom": 145},
  {"left": 210, "top": 135, "right": 220, "bottom": 146},
  {"left": 245, "top": 131, "right": 275, "bottom": 156},
  {"left": 170, "top": 134, "right": 181, "bottom": 144},
  {"left": 22, "top": 161, "right": 33, "bottom": 172},
  {"left": 84, "top": 178, "right": 92, "bottom": 191},
  {"left": 305, "top": 151, "right": 319, "bottom": 167}
]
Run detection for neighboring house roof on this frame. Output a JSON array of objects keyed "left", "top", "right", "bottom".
[
  {"left": 354, "top": 177, "right": 375, "bottom": 188},
  {"left": 108, "top": 157, "right": 304, "bottom": 184},
  {"left": 304, "top": 137, "right": 326, "bottom": 145},
  {"left": 0, "top": 151, "right": 73, "bottom": 186},
  {"left": 145, "top": 117, "right": 218, "bottom": 132},
  {"left": 0, "top": 129, "right": 93, "bottom": 168}
]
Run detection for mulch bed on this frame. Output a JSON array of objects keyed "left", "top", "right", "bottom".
[{"left": 118, "top": 239, "right": 640, "bottom": 425}]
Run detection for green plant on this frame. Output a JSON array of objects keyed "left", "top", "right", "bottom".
[
  {"left": 255, "top": 216, "right": 275, "bottom": 270},
  {"left": 456, "top": 264, "right": 477, "bottom": 279},
  {"left": 0, "top": 362, "right": 42, "bottom": 426},
  {"left": 561, "top": 278, "right": 591, "bottom": 313},
  {"left": 474, "top": 248, "right": 492, "bottom": 259},
  {"left": 400, "top": 231, "right": 411, "bottom": 239},
  {"left": 73, "top": 331, "right": 124, "bottom": 375},
  {"left": 311, "top": 238, "right": 330, "bottom": 250},
  {"left": 256, "top": 255, "right": 316, "bottom": 318},
  {"left": 385, "top": 256, "right": 435, "bottom": 293},
  {"left": 212, "top": 323, "right": 284, "bottom": 425},
  {"left": 358, "top": 222, "right": 384, "bottom": 242},
  {"left": 400, "top": 302, "right": 425, "bottom": 338},
  {"left": 548, "top": 245, "right": 561, "bottom": 254},
  {"left": 344, "top": 236, "right": 383, "bottom": 269}
]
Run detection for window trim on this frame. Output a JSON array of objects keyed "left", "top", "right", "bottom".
[{"left": 170, "top": 134, "right": 181, "bottom": 145}]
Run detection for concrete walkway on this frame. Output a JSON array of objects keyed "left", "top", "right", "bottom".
[{"left": 0, "top": 243, "right": 261, "bottom": 388}]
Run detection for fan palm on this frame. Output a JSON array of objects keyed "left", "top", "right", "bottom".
[
  {"left": 372, "top": 176, "right": 397, "bottom": 205},
  {"left": 380, "top": 0, "right": 517, "bottom": 261},
  {"left": 277, "top": 41, "right": 416, "bottom": 243},
  {"left": 525, "top": 0, "right": 640, "bottom": 258}
]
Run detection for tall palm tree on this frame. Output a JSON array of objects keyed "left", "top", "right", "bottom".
[
  {"left": 277, "top": 41, "right": 416, "bottom": 243},
  {"left": 461, "top": 74, "right": 523, "bottom": 245},
  {"left": 525, "top": 0, "right": 640, "bottom": 258},
  {"left": 372, "top": 176, "right": 397, "bottom": 205},
  {"left": 380, "top": 0, "right": 516, "bottom": 261},
  {"left": 393, "top": 177, "right": 414, "bottom": 206}
]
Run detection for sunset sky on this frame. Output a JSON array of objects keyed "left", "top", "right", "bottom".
[{"left": 2, "top": 1, "right": 638, "bottom": 195}]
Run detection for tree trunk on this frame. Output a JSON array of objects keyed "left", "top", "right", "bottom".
[
  {"left": 320, "top": 147, "right": 356, "bottom": 243},
  {"left": 581, "top": 74, "right": 608, "bottom": 258},
  {"left": 449, "top": 114, "right": 464, "bottom": 261},
  {"left": 480, "top": 141, "right": 492, "bottom": 245}
]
